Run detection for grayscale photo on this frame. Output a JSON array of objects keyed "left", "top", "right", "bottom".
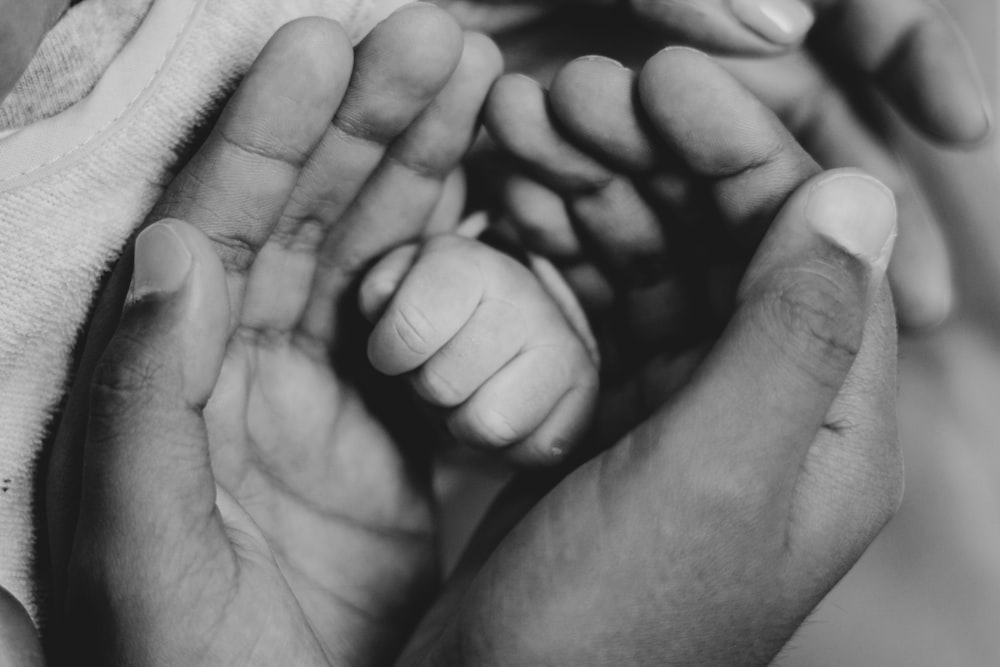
[{"left": 0, "top": 0, "right": 996, "bottom": 664}]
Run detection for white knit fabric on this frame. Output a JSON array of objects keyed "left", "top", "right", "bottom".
[{"left": 0, "top": 0, "right": 405, "bottom": 621}]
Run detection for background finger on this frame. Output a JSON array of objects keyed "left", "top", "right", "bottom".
[{"left": 721, "top": 51, "right": 955, "bottom": 328}]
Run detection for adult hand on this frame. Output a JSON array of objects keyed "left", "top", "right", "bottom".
[
  {"left": 461, "top": 0, "right": 987, "bottom": 330},
  {"left": 401, "top": 48, "right": 903, "bottom": 666},
  {"left": 446, "top": 0, "right": 990, "bottom": 144},
  {"left": 777, "top": 91, "right": 1000, "bottom": 666},
  {"left": 47, "top": 8, "right": 500, "bottom": 664}
]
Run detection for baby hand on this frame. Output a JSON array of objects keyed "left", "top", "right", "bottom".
[{"left": 360, "top": 234, "right": 598, "bottom": 466}]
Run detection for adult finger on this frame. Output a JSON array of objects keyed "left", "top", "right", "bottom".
[
  {"left": 784, "top": 280, "right": 901, "bottom": 582},
  {"left": 149, "top": 18, "right": 352, "bottom": 321},
  {"left": 301, "top": 25, "right": 495, "bottom": 346},
  {"left": 623, "top": 0, "right": 990, "bottom": 143},
  {"left": 721, "top": 51, "right": 954, "bottom": 328},
  {"left": 670, "top": 170, "right": 896, "bottom": 494},
  {"left": 805, "top": 0, "right": 990, "bottom": 144},
  {"left": 485, "top": 71, "right": 669, "bottom": 285},
  {"left": 250, "top": 5, "right": 466, "bottom": 341},
  {"left": 75, "top": 221, "right": 231, "bottom": 569},
  {"left": 403, "top": 171, "right": 898, "bottom": 667},
  {"left": 637, "top": 47, "right": 819, "bottom": 242},
  {"left": 45, "top": 18, "right": 350, "bottom": 597}
]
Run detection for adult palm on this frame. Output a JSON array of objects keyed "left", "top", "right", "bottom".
[{"left": 46, "top": 8, "right": 500, "bottom": 665}]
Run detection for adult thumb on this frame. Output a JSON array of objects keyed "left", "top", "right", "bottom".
[
  {"left": 671, "top": 169, "right": 897, "bottom": 503},
  {"left": 75, "top": 220, "right": 230, "bottom": 568}
]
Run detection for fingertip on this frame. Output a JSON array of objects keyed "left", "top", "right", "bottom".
[
  {"left": 248, "top": 15, "right": 355, "bottom": 125},
  {"left": 130, "top": 221, "right": 194, "bottom": 302},
  {"left": 878, "top": 14, "right": 992, "bottom": 145},
  {"left": 128, "top": 219, "right": 230, "bottom": 402},
  {"left": 461, "top": 31, "right": 504, "bottom": 82},
  {"left": 484, "top": 74, "right": 544, "bottom": 149},
  {"left": 804, "top": 171, "right": 898, "bottom": 287},
  {"left": 358, "top": 244, "right": 420, "bottom": 323},
  {"left": 892, "top": 265, "right": 955, "bottom": 331},
  {"left": 549, "top": 56, "right": 657, "bottom": 172},
  {"left": 505, "top": 379, "right": 599, "bottom": 468},
  {"left": 378, "top": 2, "right": 465, "bottom": 81},
  {"left": 732, "top": 170, "right": 899, "bottom": 398},
  {"left": 638, "top": 45, "right": 811, "bottom": 191},
  {"left": 728, "top": 0, "right": 814, "bottom": 47},
  {"left": 627, "top": 0, "right": 792, "bottom": 54}
]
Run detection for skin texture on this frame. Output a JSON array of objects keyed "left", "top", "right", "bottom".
[
  {"left": 778, "top": 9, "right": 1000, "bottom": 661},
  {"left": 360, "top": 234, "right": 599, "bottom": 466},
  {"left": 456, "top": 0, "right": 986, "bottom": 330},
  {"left": 57, "top": 42, "right": 902, "bottom": 665},
  {"left": 47, "top": 9, "right": 504, "bottom": 665},
  {"left": 4, "top": 3, "right": 980, "bottom": 664},
  {"left": 404, "top": 49, "right": 905, "bottom": 666}
]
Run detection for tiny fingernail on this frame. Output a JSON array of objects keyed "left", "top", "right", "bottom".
[
  {"left": 576, "top": 55, "right": 625, "bottom": 68},
  {"left": 132, "top": 222, "right": 193, "bottom": 298},
  {"left": 808, "top": 173, "right": 898, "bottom": 276},
  {"left": 730, "top": 0, "right": 814, "bottom": 45}
]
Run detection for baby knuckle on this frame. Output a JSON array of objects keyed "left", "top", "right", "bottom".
[
  {"left": 413, "top": 364, "right": 465, "bottom": 407},
  {"left": 469, "top": 407, "right": 522, "bottom": 448},
  {"left": 390, "top": 303, "right": 436, "bottom": 356}
]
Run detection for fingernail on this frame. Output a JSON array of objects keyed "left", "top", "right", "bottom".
[
  {"left": 576, "top": 55, "right": 625, "bottom": 68},
  {"left": 654, "top": 45, "right": 710, "bottom": 60},
  {"left": 808, "top": 173, "right": 898, "bottom": 278},
  {"left": 730, "top": 0, "right": 814, "bottom": 45},
  {"left": 132, "top": 222, "right": 193, "bottom": 298}
]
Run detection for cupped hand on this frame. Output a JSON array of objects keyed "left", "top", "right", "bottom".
[
  {"left": 462, "top": 0, "right": 987, "bottom": 329},
  {"left": 779, "top": 93, "right": 1000, "bottom": 665},
  {"left": 400, "top": 47, "right": 903, "bottom": 666},
  {"left": 47, "top": 8, "right": 501, "bottom": 664}
]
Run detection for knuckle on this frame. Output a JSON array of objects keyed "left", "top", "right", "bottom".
[
  {"left": 384, "top": 144, "right": 453, "bottom": 182},
  {"left": 391, "top": 302, "right": 436, "bottom": 357},
  {"left": 757, "top": 263, "right": 866, "bottom": 389},
  {"left": 205, "top": 227, "right": 259, "bottom": 275},
  {"left": 462, "top": 406, "right": 522, "bottom": 448},
  {"left": 413, "top": 363, "right": 465, "bottom": 407}
]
